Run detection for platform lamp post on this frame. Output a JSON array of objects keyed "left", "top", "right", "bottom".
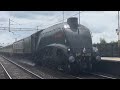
[
  {"left": 78, "top": 11, "right": 81, "bottom": 34},
  {"left": 63, "top": 11, "right": 64, "bottom": 23},
  {"left": 15, "top": 38, "right": 17, "bottom": 42},
  {"left": 79, "top": 11, "right": 80, "bottom": 25},
  {"left": 116, "top": 11, "right": 120, "bottom": 57},
  {"left": 36, "top": 26, "right": 39, "bottom": 32},
  {"left": 9, "top": 18, "right": 10, "bottom": 32}
]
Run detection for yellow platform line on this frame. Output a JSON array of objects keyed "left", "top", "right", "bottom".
[{"left": 101, "top": 57, "right": 120, "bottom": 61}]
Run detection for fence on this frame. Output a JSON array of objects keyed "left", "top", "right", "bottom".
[{"left": 93, "top": 43, "right": 120, "bottom": 57}]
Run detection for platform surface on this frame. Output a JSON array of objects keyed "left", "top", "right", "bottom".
[{"left": 101, "top": 57, "right": 120, "bottom": 61}]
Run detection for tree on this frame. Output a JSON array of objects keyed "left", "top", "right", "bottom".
[
  {"left": 100, "top": 38, "right": 107, "bottom": 44},
  {"left": 110, "top": 41, "right": 116, "bottom": 44}
]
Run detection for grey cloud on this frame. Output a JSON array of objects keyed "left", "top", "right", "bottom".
[
  {"left": 81, "top": 21, "right": 107, "bottom": 34},
  {"left": 91, "top": 26, "right": 108, "bottom": 33},
  {"left": 0, "top": 11, "right": 118, "bottom": 44},
  {"left": 9, "top": 11, "right": 60, "bottom": 19},
  {"left": 0, "top": 18, "right": 8, "bottom": 22}
]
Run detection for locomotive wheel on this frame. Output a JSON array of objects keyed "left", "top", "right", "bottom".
[
  {"left": 80, "top": 57, "right": 92, "bottom": 71},
  {"left": 57, "top": 63, "right": 71, "bottom": 73},
  {"left": 63, "top": 62, "right": 80, "bottom": 75},
  {"left": 71, "top": 62, "right": 80, "bottom": 75},
  {"left": 80, "top": 59, "right": 87, "bottom": 70},
  {"left": 86, "top": 57, "right": 93, "bottom": 71},
  {"left": 57, "top": 65, "right": 64, "bottom": 71},
  {"left": 86, "top": 62, "right": 92, "bottom": 71},
  {"left": 63, "top": 63, "right": 71, "bottom": 74}
]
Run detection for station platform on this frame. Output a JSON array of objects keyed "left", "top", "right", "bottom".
[
  {"left": 101, "top": 57, "right": 120, "bottom": 62},
  {"left": 95, "top": 57, "right": 120, "bottom": 75}
]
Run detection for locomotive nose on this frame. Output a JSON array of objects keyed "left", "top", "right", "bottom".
[{"left": 67, "top": 17, "right": 78, "bottom": 31}]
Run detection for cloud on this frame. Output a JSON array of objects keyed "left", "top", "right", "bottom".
[
  {"left": 0, "top": 11, "right": 119, "bottom": 46},
  {"left": 9, "top": 11, "right": 60, "bottom": 19},
  {"left": 0, "top": 32, "right": 14, "bottom": 46},
  {"left": 0, "top": 18, "right": 8, "bottom": 22},
  {"left": 79, "top": 11, "right": 118, "bottom": 43},
  {"left": 0, "top": 11, "right": 9, "bottom": 25}
]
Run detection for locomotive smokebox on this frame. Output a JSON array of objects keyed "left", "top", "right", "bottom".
[{"left": 67, "top": 17, "right": 78, "bottom": 31}]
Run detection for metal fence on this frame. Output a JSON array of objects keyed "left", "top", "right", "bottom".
[{"left": 93, "top": 43, "right": 120, "bottom": 57}]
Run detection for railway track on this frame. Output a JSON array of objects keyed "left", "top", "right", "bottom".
[
  {"left": 74, "top": 71, "right": 118, "bottom": 79},
  {"left": 85, "top": 72, "right": 117, "bottom": 79},
  {"left": 1, "top": 55, "right": 78, "bottom": 79},
  {"left": 0, "top": 55, "right": 118, "bottom": 79},
  {"left": 0, "top": 55, "right": 44, "bottom": 79},
  {"left": 0, "top": 62, "right": 12, "bottom": 79}
]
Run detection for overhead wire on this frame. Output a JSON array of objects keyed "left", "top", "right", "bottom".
[
  {"left": 0, "top": 11, "right": 85, "bottom": 32},
  {"left": 42, "top": 11, "right": 84, "bottom": 28}
]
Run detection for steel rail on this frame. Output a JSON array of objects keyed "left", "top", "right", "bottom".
[{"left": 1, "top": 56, "right": 44, "bottom": 79}]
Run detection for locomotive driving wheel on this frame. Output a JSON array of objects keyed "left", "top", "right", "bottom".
[
  {"left": 86, "top": 57, "right": 93, "bottom": 71},
  {"left": 62, "top": 63, "right": 71, "bottom": 73},
  {"left": 80, "top": 57, "right": 87, "bottom": 70},
  {"left": 80, "top": 57, "right": 92, "bottom": 71},
  {"left": 68, "top": 61, "right": 80, "bottom": 75}
]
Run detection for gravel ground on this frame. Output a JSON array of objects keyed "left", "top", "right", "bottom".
[
  {"left": 0, "top": 57, "right": 40, "bottom": 79},
  {"left": 0, "top": 57, "right": 116, "bottom": 79},
  {"left": 0, "top": 63, "right": 6, "bottom": 79},
  {"left": 76, "top": 72, "right": 105, "bottom": 79},
  {"left": 2, "top": 55, "right": 114, "bottom": 79},
  {"left": 6, "top": 56, "right": 78, "bottom": 79}
]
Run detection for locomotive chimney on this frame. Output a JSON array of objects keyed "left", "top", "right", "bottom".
[{"left": 67, "top": 17, "right": 78, "bottom": 31}]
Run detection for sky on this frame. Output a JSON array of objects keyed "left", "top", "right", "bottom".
[{"left": 0, "top": 11, "right": 118, "bottom": 46}]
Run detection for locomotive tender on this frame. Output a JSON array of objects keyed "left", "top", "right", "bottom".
[{"left": 0, "top": 17, "right": 101, "bottom": 74}]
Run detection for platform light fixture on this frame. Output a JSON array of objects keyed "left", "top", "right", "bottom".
[{"left": 116, "top": 11, "right": 120, "bottom": 47}]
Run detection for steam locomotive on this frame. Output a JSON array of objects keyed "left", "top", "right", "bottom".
[{"left": 0, "top": 17, "right": 101, "bottom": 74}]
